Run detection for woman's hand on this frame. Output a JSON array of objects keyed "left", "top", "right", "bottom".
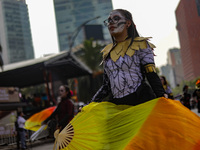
[
  {"left": 164, "top": 94, "right": 168, "bottom": 98},
  {"left": 78, "top": 106, "right": 82, "bottom": 112}
]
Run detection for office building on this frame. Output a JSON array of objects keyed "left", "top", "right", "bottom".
[
  {"left": 0, "top": 0, "right": 34, "bottom": 65},
  {"left": 175, "top": 0, "right": 200, "bottom": 81},
  {"left": 167, "top": 48, "right": 184, "bottom": 87},
  {"left": 53, "top": 0, "right": 113, "bottom": 51}
]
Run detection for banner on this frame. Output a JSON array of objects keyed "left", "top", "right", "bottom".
[{"left": 0, "top": 87, "right": 20, "bottom": 102}]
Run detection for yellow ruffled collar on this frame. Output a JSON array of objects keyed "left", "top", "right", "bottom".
[{"left": 100, "top": 37, "right": 156, "bottom": 64}]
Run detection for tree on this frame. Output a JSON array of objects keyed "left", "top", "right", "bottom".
[
  {"left": 73, "top": 38, "right": 105, "bottom": 103},
  {"left": 76, "top": 38, "right": 104, "bottom": 71},
  {"left": 172, "top": 76, "right": 200, "bottom": 98}
]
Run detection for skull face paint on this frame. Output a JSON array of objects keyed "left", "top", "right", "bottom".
[{"left": 107, "top": 11, "right": 127, "bottom": 36}]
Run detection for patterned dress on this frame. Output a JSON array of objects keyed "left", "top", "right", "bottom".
[{"left": 92, "top": 37, "right": 165, "bottom": 104}]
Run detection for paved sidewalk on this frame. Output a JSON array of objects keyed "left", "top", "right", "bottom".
[
  {"left": 0, "top": 138, "right": 54, "bottom": 150},
  {"left": 191, "top": 108, "right": 200, "bottom": 117}
]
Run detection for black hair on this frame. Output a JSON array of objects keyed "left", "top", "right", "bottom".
[
  {"left": 183, "top": 85, "right": 188, "bottom": 92},
  {"left": 160, "top": 75, "right": 167, "bottom": 85},
  {"left": 17, "top": 111, "right": 22, "bottom": 116},
  {"left": 110, "top": 9, "right": 140, "bottom": 48},
  {"left": 62, "top": 85, "right": 72, "bottom": 98}
]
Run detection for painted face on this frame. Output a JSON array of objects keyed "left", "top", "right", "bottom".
[
  {"left": 59, "top": 85, "right": 68, "bottom": 98},
  {"left": 106, "top": 11, "right": 127, "bottom": 36}
]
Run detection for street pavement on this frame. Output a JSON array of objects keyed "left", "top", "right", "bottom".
[
  {"left": 29, "top": 141, "right": 54, "bottom": 150},
  {"left": 0, "top": 138, "right": 54, "bottom": 150},
  {"left": 191, "top": 107, "right": 200, "bottom": 117}
]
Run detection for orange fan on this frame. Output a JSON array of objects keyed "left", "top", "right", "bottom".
[
  {"left": 54, "top": 98, "right": 200, "bottom": 150},
  {"left": 25, "top": 106, "right": 56, "bottom": 131}
]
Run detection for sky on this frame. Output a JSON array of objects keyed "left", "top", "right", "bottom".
[{"left": 26, "top": 0, "right": 180, "bottom": 68}]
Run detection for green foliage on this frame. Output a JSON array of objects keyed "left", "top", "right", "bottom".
[
  {"left": 172, "top": 76, "right": 200, "bottom": 97},
  {"left": 76, "top": 38, "right": 104, "bottom": 71},
  {"left": 156, "top": 67, "right": 160, "bottom": 75},
  {"left": 73, "top": 38, "right": 105, "bottom": 103},
  {"left": 20, "top": 84, "right": 46, "bottom": 98}
]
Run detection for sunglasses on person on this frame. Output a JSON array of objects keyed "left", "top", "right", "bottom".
[{"left": 104, "top": 16, "right": 126, "bottom": 26}]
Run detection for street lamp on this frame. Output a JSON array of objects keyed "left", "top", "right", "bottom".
[{"left": 68, "top": 16, "right": 100, "bottom": 53}]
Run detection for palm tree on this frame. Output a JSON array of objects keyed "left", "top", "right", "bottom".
[
  {"left": 74, "top": 38, "right": 105, "bottom": 103},
  {"left": 76, "top": 38, "right": 104, "bottom": 72}
]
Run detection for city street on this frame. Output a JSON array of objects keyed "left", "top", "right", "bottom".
[{"left": 29, "top": 142, "right": 54, "bottom": 150}]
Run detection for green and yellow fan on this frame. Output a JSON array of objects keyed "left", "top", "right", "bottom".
[
  {"left": 54, "top": 102, "right": 106, "bottom": 150},
  {"left": 54, "top": 97, "right": 200, "bottom": 150}
]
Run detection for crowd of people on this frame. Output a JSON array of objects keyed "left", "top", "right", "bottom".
[
  {"left": 179, "top": 79, "right": 200, "bottom": 113},
  {"left": 159, "top": 75, "right": 200, "bottom": 112}
]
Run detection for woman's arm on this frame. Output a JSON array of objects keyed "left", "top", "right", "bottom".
[
  {"left": 139, "top": 43, "right": 165, "bottom": 97},
  {"left": 91, "top": 70, "right": 111, "bottom": 102},
  {"left": 144, "top": 67, "right": 165, "bottom": 97}
]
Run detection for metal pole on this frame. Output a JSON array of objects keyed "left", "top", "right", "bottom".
[{"left": 68, "top": 16, "right": 100, "bottom": 53}]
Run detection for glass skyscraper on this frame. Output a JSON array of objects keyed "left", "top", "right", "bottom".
[
  {"left": 53, "top": 0, "right": 113, "bottom": 51},
  {"left": 0, "top": 0, "right": 34, "bottom": 65}
]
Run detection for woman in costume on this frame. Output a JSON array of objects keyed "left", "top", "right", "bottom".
[
  {"left": 91, "top": 9, "right": 166, "bottom": 105},
  {"left": 54, "top": 9, "right": 200, "bottom": 150}
]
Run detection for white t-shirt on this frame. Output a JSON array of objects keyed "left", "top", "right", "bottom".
[{"left": 18, "top": 116, "right": 26, "bottom": 129}]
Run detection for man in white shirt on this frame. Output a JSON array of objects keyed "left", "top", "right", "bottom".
[{"left": 17, "top": 111, "right": 26, "bottom": 150}]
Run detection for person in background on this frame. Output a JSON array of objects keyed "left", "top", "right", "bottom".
[
  {"left": 192, "top": 79, "right": 200, "bottom": 113},
  {"left": 160, "top": 76, "right": 174, "bottom": 99},
  {"left": 42, "top": 85, "right": 74, "bottom": 132},
  {"left": 180, "top": 85, "right": 191, "bottom": 109},
  {"left": 15, "top": 114, "right": 20, "bottom": 150},
  {"left": 41, "top": 93, "right": 48, "bottom": 107},
  {"left": 17, "top": 111, "right": 26, "bottom": 150},
  {"left": 91, "top": 9, "right": 167, "bottom": 105}
]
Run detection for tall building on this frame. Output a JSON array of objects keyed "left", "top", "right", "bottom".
[
  {"left": 53, "top": 0, "right": 113, "bottom": 51},
  {"left": 167, "top": 48, "right": 184, "bottom": 87},
  {"left": 0, "top": 0, "right": 34, "bottom": 65},
  {"left": 175, "top": 0, "right": 200, "bottom": 81}
]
